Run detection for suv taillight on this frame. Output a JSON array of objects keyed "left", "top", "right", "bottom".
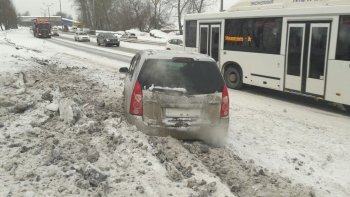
[
  {"left": 130, "top": 80, "right": 143, "bottom": 116},
  {"left": 221, "top": 85, "right": 229, "bottom": 118}
]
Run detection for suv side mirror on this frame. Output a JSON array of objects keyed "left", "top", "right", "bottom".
[{"left": 119, "top": 67, "right": 129, "bottom": 73}]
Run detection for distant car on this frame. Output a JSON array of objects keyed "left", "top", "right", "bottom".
[
  {"left": 113, "top": 31, "right": 124, "bottom": 39},
  {"left": 119, "top": 50, "right": 229, "bottom": 146},
  {"left": 166, "top": 38, "right": 184, "bottom": 51},
  {"left": 121, "top": 33, "right": 138, "bottom": 39},
  {"left": 51, "top": 27, "right": 59, "bottom": 36},
  {"left": 70, "top": 26, "right": 78, "bottom": 33},
  {"left": 97, "top": 33, "right": 120, "bottom": 47},
  {"left": 74, "top": 32, "right": 90, "bottom": 42}
]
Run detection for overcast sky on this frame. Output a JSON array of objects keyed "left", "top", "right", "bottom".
[
  {"left": 13, "top": 0, "right": 76, "bottom": 17},
  {"left": 13, "top": 0, "right": 239, "bottom": 19}
]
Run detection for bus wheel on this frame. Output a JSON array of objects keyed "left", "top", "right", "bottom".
[
  {"left": 345, "top": 105, "right": 350, "bottom": 112},
  {"left": 224, "top": 66, "right": 243, "bottom": 89}
]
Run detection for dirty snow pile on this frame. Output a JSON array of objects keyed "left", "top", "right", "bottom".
[{"left": 0, "top": 30, "right": 235, "bottom": 197}]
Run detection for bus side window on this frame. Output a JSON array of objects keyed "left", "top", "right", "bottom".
[
  {"left": 224, "top": 18, "right": 282, "bottom": 54},
  {"left": 336, "top": 15, "right": 350, "bottom": 61},
  {"left": 185, "top": 20, "right": 197, "bottom": 48}
]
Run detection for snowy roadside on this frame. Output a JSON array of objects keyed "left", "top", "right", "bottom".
[
  {"left": 1, "top": 28, "right": 127, "bottom": 72},
  {"left": 3, "top": 28, "right": 347, "bottom": 197},
  {"left": 0, "top": 30, "right": 234, "bottom": 197}
]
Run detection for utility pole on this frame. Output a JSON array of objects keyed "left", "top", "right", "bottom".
[
  {"left": 220, "top": 0, "right": 224, "bottom": 12},
  {"left": 93, "top": 0, "right": 95, "bottom": 29},
  {"left": 59, "top": 0, "right": 63, "bottom": 30},
  {"left": 59, "top": 0, "right": 62, "bottom": 15},
  {"left": 44, "top": 3, "right": 54, "bottom": 22}
]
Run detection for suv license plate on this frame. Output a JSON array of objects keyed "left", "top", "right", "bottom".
[{"left": 165, "top": 108, "right": 200, "bottom": 118}]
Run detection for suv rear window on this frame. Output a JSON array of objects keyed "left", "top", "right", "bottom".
[{"left": 138, "top": 59, "right": 224, "bottom": 95}]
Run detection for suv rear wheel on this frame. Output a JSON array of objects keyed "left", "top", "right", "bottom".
[{"left": 224, "top": 66, "right": 243, "bottom": 90}]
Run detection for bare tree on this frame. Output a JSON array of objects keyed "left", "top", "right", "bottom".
[
  {"left": 73, "top": 0, "right": 172, "bottom": 31},
  {"left": 171, "top": 0, "right": 191, "bottom": 35},
  {"left": 149, "top": 0, "right": 172, "bottom": 30},
  {"left": 188, "top": 0, "right": 215, "bottom": 13},
  {"left": 74, "top": 0, "right": 92, "bottom": 28},
  {"left": 129, "top": 0, "right": 151, "bottom": 31},
  {"left": 0, "top": 0, "right": 18, "bottom": 30}
]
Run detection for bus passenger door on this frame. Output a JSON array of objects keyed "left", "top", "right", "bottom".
[
  {"left": 285, "top": 24, "right": 306, "bottom": 92},
  {"left": 305, "top": 23, "right": 330, "bottom": 96},
  {"left": 199, "top": 24, "right": 221, "bottom": 63},
  {"left": 199, "top": 25, "right": 209, "bottom": 56},
  {"left": 285, "top": 22, "right": 330, "bottom": 96},
  {"left": 210, "top": 25, "right": 221, "bottom": 62}
]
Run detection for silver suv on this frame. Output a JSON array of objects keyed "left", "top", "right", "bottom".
[{"left": 119, "top": 50, "right": 229, "bottom": 146}]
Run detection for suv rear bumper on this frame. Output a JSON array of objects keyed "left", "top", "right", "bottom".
[
  {"left": 128, "top": 115, "right": 229, "bottom": 141},
  {"left": 105, "top": 40, "right": 120, "bottom": 45}
]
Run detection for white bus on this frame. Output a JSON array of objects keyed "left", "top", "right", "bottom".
[{"left": 184, "top": 0, "right": 350, "bottom": 107}]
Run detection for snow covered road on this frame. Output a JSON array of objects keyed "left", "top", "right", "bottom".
[
  {"left": 227, "top": 86, "right": 350, "bottom": 197},
  {"left": 48, "top": 38, "right": 133, "bottom": 63},
  {"left": 1, "top": 28, "right": 350, "bottom": 197},
  {"left": 57, "top": 32, "right": 165, "bottom": 52},
  {"left": 54, "top": 33, "right": 139, "bottom": 55}
]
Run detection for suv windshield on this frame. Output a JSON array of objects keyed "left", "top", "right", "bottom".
[{"left": 138, "top": 59, "right": 224, "bottom": 95}]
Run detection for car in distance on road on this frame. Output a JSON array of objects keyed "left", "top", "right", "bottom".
[
  {"left": 74, "top": 32, "right": 90, "bottom": 42},
  {"left": 121, "top": 33, "right": 138, "bottom": 40},
  {"left": 97, "top": 33, "right": 120, "bottom": 47},
  {"left": 51, "top": 27, "right": 59, "bottom": 36},
  {"left": 166, "top": 37, "right": 184, "bottom": 51},
  {"left": 114, "top": 31, "right": 124, "bottom": 39},
  {"left": 119, "top": 50, "right": 229, "bottom": 146}
]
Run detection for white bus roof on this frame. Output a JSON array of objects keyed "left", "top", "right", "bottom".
[
  {"left": 229, "top": 0, "right": 350, "bottom": 11},
  {"left": 185, "top": 0, "right": 350, "bottom": 20}
]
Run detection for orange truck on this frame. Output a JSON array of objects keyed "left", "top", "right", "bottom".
[{"left": 32, "top": 18, "right": 52, "bottom": 38}]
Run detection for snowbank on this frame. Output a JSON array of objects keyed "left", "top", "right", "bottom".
[{"left": 0, "top": 27, "right": 234, "bottom": 197}]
